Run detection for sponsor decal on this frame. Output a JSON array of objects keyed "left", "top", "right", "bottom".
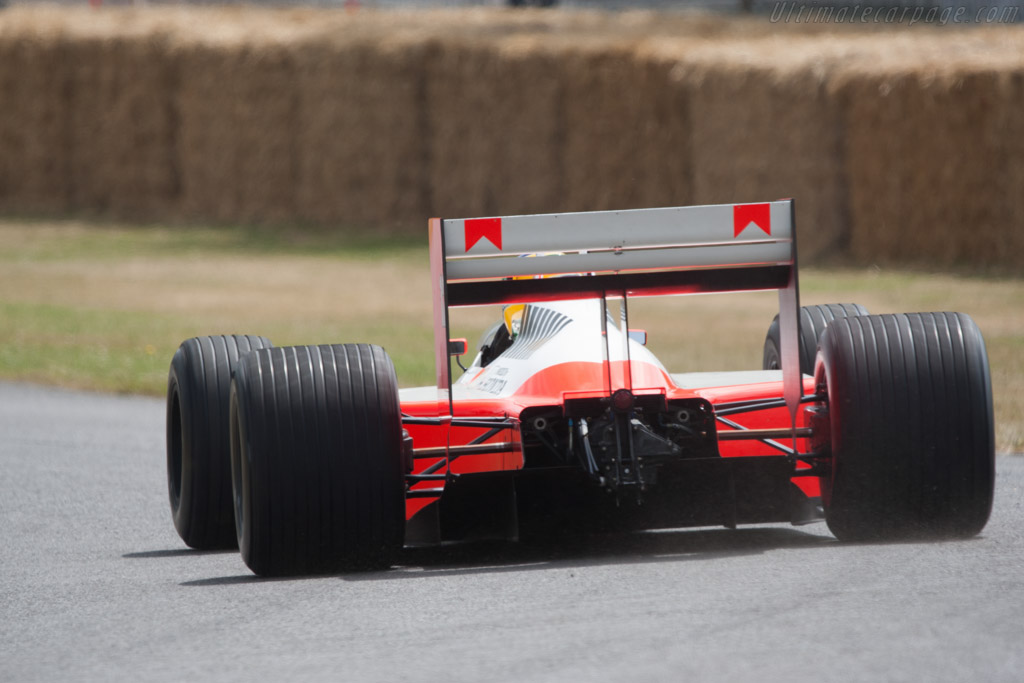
[
  {"left": 733, "top": 203, "right": 772, "bottom": 237},
  {"left": 478, "top": 377, "right": 508, "bottom": 395},
  {"left": 465, "top": 218, "right": 503, "bottom": 251}
]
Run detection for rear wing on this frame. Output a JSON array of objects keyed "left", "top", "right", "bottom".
[{"left": 429, "top": 201, "right": 802, "bottom": 432}]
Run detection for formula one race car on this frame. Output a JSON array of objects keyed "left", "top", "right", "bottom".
[{"left": 165, "top": 202, "right": 995, "bottom": 576}]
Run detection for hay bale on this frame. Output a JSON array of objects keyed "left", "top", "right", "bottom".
[
  {"left": 1001, "top": 68, "right": 1024, "bottom": 269},
  {"left": 683, "top": 40, "right": 847, "bottom": 261},
  {"left": 175, "top": 31, "right": 301, "bottom": 224},
  {"left": 0, "top": 25, "right": 71, "bottom": 213},
  {"left": 560, "top": 45, "right": 692, "bottom": 214},
  {"left": 424, "top": 35, "right": 564, "bottom": 220},
  {"left": 837, "top": 59, "right": 1024, "bottom": 268},
  {"left": 483, "top": 38, "right": 569, "bottom": 217},
  {"left": 62, "top": 28, "right": 179, "bottom": 217},
  {"left": 425, "top": 39, "right": 501, "bottom": 220},
  {"left": 293, "top": 34, "right": 432, "bottom": 229}
]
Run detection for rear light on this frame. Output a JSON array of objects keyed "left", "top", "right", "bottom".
[{"left": 611, "top": 389, "right": 634, "bottom": 413}]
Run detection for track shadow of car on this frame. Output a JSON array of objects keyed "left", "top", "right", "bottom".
[
  {"left": 175, "top": 526, "right": 835, "bottom": 586},
  {"left": 124, "top": 548, "right": 238, "bottom": 559},
  {"left": 181, "top": 574, "right": 281, "bottom": 587},
  {"left": 362, "top": 525, "right": 835, "bottom": 581}
]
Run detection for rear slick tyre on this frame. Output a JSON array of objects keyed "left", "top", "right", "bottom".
[
  {"left": 816, "top": 313, "right": 994, "bottom": 541},
  {"left": 166, "top": 334, "right": 273, "bottom": 549},
  {"left": 230, "top": 344, "right": 406, "bottom": 576}
]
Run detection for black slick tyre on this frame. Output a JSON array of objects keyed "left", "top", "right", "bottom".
[
  {"left": 763, "top": 303, "right": 869, "bottom": 375},
  {"left": 816, "top": 313, "right": 994, "bottom": 541},
  {"left": 230, "top": 344, "right": 406, "bottom": 576},
  {"left": 166, "top": 334, "right": 273, "bottom": 549}
]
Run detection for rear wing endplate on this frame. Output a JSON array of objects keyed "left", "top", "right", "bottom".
[{"left": 429, "top": 201, "right": 802, "bottom": 437}]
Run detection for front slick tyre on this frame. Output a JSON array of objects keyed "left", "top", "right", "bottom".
[
  {"left": 230, "top": 344, "right": 406, "bottom": 577},
  {"left": 817, "top": 313, "right": 994, "bottom": 542}
]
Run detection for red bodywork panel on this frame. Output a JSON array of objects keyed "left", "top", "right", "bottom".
[{"left": 402, "top": 359, "right": 818, "bottom": 520}]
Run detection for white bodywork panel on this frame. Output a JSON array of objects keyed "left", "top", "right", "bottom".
[
  {"left": 450, "top": 299, "right": 665, "bottom": 401},
  {"left": 671, "top": 370, "right": 786, "bottom": 389}
]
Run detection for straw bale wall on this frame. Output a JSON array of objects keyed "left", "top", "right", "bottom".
[
  {"left": 561, "top": 46, "right": 693, "bottom": 213},
  {"left": 1, "top": 7, "right": 1023, "bottom": 268},
  {"left": 295, "top": 36, "right": 431, "bottom": 227},
  {"left": 0, "top": 24, "right": 71, "bottom": 213},
  {"left": 680, "top": 43, "right": 848, "bottom": 260},
  {"left": 837, "top": 63, "right": 1024, "bottom": 267},
  {"left": 65, "top": 29, "right": 178, "bottom": 217},
  {"left": 176, "top": 35, "right": 301, "bottom": 223},
  {"left": 426, "top": 36, "right": 565, "bottom": 219}
]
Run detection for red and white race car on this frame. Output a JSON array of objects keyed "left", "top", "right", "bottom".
[{"left": 165, "top": 202, "right": 995, "bottom": 576}]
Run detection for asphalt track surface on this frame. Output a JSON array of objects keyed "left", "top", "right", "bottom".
[{"left": 2, "top": 381, "right": 1023, "bottom": 683}]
